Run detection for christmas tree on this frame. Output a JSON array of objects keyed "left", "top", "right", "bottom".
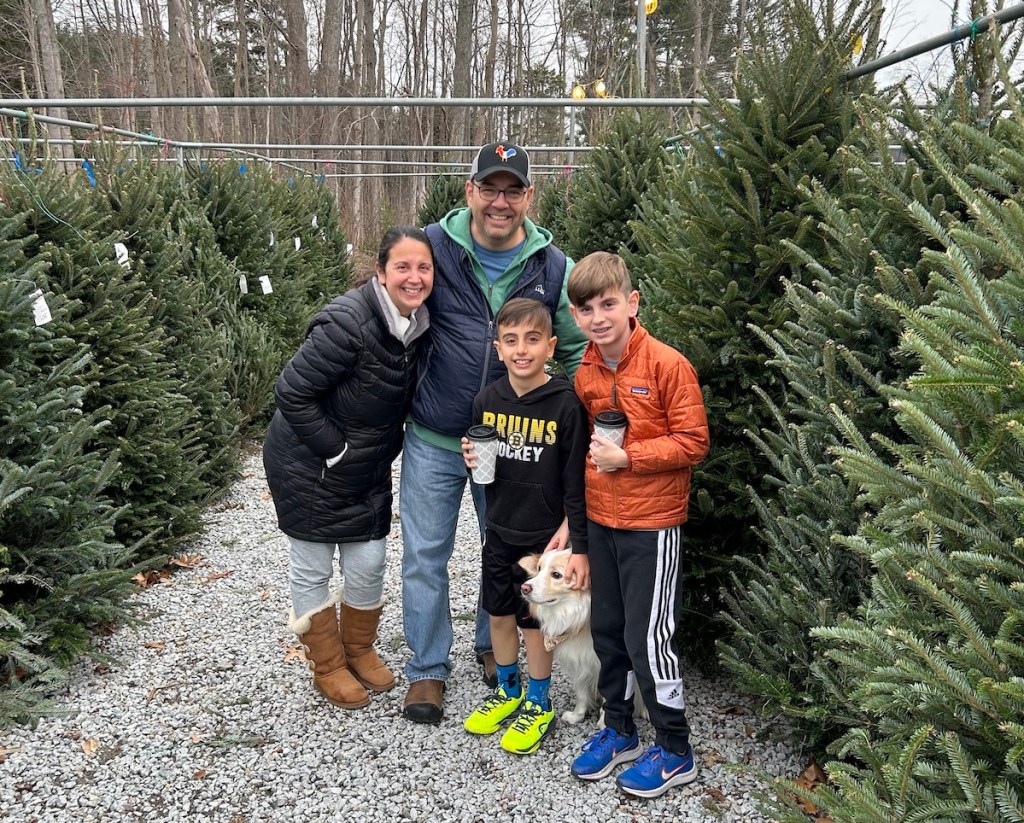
[
  {"left": 628, "top": 0, "right": 881, "bottom": 650},
  {"left": 0, "top": 208, "right": 133, "bottom": 725}
]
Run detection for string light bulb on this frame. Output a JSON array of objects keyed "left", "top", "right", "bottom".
[{"left": 571, "top": 79, "right": 609, "bottom": 99}]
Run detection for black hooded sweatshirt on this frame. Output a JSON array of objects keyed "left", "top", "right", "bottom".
[{"left": 471, "top": 373, "right": 589, "bottom": 554}]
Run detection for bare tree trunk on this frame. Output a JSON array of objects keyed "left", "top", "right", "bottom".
[
  {"left": 317, "top": 0, "right": 343, "bottom": 145},
  {"left": 283, "top": 0, "right": 312, "bottom": 141},
  {"left": 28, "top": 0, "right": 73, "bottom": 161},
  {"left": 233, "top": 0, "right": 251, "bottom": 141},
  {"left": 475, "top": 0, "right": 498, "bottom": 145},
  {"left": 692, "top": 0, "right": 705, "bottom": 95},
  {"left": 451, "top": 0, "right": 475, "bottom": 146},
  {"left": 139, "top": 0, "right": 169, "bottom": 137},
  {"left": 168, "top": 0, "right": 222, "bottom": 140}
]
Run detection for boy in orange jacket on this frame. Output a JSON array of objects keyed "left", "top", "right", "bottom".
[{"left": 566, "top": 252, "right": 710, "bottom": 798}]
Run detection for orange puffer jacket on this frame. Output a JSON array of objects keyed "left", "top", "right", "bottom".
[{"left": 574, "top": 321, "right": 709, "bottom": 530}]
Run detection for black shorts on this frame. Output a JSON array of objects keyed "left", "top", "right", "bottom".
[{"left": 481, "top": 529, "right": 541, "bottom": 631}]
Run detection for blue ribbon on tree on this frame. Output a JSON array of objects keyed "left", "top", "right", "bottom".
[
  {"left": 82, "top": 157, "right": 96, "bottom": 187},
  {"left": 12, "top": 151, "right": 42, "bottom": 174}
]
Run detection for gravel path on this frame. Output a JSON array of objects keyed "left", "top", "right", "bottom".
[{"left": 0, "top": 447, "right": 803, "bottom": 822}]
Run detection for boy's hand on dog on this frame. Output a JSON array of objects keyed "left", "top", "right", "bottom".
[
  {"left": 589, "top": 434, "right": 629, "bottom": 473},
  {"left": 543, "top": 518, "right": 570, "bottom": 554},
  {"left": 565, "top": 554, "right": 590, "bottom": 591},
  {"left": 460, "top": 436, "right": 477, "bottom": 470}
]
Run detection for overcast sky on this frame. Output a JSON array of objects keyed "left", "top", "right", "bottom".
[{"left": 877, "top": 0, "right": 970, "bottom": 92}]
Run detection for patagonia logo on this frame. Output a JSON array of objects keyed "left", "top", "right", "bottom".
[
  {"left": 630, "top": 386, "right": 650, "bottom": 396},
  {"left": 533, "top": 284, "right": 545, "bottom": 295}
]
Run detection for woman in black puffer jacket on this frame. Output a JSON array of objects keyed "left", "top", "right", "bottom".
[{"left": 263, "top": 226, "right": 433, "bottom": 710}]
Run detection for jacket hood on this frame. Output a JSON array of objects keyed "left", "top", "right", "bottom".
[{"left": 439, "top": 206, "right": 553, "bottom": 262}]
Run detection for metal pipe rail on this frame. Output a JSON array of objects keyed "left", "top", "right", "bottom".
[{"left": 0, "top": 95, "right": 729, "bottom": 110}]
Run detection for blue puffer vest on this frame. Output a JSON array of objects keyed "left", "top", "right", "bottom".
[{"left": 411, "top": 223, "right": 566, "bottom": 437}]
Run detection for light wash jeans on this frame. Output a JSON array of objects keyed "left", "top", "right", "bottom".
[
  {"left": 400, "top": 427, "right": 490, "bottom": 682},
  {"left": 288, "top": 536, "right": 386, "bottom": 617}
]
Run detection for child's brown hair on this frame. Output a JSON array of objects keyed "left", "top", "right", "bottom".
[
  {"left": 566, "top": 251, "right": 633, "bottom": 306},
  {"left": 495, "top": 297, "right": 552, "bottom": 336}
]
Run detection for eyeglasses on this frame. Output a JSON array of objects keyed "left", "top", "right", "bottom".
[{"left": 473, "top": 182, "right": 528, "bottom": 205}]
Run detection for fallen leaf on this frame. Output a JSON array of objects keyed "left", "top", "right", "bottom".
[
  {"left": 206, "top": 569, "right": 234, "bottom": 582},
  {"left": 744, "top": 723, "right": 754, "bottom": 737},
  {"left": 715, "top": 704, "right": 747, "bottom": 715},
  {"left": 793, "top": 758, "right": 829, "bottom": 815},
  {"left": 143, "top": 641, "right": 166, "bottom": 654},
  {"left": 133, "top": 570, "right": 161, "bottom": 588},
  {"left": 261, "top": 590, "right": 271, "bottom": 601},
  {"left": 82, "top": 739, "right": 99, "bottom": 755},
  {"left": 170, "top": 554, "right": 205, "bottom": 569},
  {"left": 705, "top": 787, "right": 727, "bottom": 802},
  {"left": 0, "top": 747, "right": 23, "bottom": 763},
  {"left": 193, "top": 769, "right": 208, "bottom": 779},
  {"left": 146, "top": 682, "right": 181, "bottom": 704},
  {"left": 702, "top": 747, "right": 724, "bottom": 766},
  {"left": 261, "top": 490, "right": 273, "bottom": 501},
  {"left": 191, "top": 734, "right": 204, "bottom": 744},
  {"left": 283, "top": 645, "right": 305, "bottom": 663}
]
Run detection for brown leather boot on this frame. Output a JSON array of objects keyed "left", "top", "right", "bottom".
[
  {"left": 341, "top": 601, "right": 396, "bottom": 693},
  {"left": 289, "top": 598, "right": 370, "bottom": 709},
  {"left": 402, "top": 679, "right": 445, "bottom": 724}
]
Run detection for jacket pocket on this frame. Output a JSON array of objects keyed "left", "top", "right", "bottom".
[{"left": 489, "top": 479, "right": 560, "bottom": 532}]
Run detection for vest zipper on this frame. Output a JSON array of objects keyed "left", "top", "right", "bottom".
[{"left": 480, "top": 317, "right": 494, "bottom": 392}]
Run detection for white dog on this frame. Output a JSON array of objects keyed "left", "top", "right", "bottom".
[{"left": 519, "top": 549, "right": 600, "bottom": 724}]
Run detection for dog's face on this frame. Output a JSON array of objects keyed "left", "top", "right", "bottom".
[{"left": 519, "top": 549, "right": 583, "bottom": 605}]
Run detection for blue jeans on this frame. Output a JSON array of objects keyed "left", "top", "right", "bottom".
[
  {"left": 288, "top": 536, "right": 387, "bottom": 617},
  {"left": 400, "top": 427, "right": 490, "bottom": 682}
]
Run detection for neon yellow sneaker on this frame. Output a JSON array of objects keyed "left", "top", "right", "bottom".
[
  {"left": 464, "top": 687, "right": 524, "bottom": 735},
  {"left": 499, "top": 700, "right": 555, "bottom": 755}
]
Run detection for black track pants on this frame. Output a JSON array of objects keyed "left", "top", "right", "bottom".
[{"left": 588, "top": 519, "right": 691, "bottom": 754}]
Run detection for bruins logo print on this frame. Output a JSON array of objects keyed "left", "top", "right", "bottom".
[{"left": 508, "top": 431, "right": 526, "bottom": 450}]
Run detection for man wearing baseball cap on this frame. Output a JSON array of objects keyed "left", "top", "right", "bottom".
[{"left": 400, "top": 140, "right": 588, "bottom": 725}]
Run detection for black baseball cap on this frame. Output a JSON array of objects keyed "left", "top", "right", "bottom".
[{"left": 470, "top": 141, "right": 531, "bottom": 187}]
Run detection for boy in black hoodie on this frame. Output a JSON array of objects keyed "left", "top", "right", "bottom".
[{"left": 461, "top": 298, "right": 590, "bottom": 755}]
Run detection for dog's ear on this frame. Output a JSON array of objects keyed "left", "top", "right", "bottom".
[{"left": 518, "top": 554, "right": 541, "bottom": 576}]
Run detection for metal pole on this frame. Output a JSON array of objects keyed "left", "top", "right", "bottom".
[
  {"left": 0, "top": 95, "right": 722, "bottom": 110},
  {"left": 844, "top": 2, "right": 1024, "bottom": 81},
  {"left": 637, "top": 2, "right": 647, "bottom": 94},
  {"left": 568, "top": 105, "right": 576, "bottom": 167}
]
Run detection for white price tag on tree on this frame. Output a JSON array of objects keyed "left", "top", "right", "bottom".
[{"left": 30, "top": 289, "right": 52, "bottom": 326}]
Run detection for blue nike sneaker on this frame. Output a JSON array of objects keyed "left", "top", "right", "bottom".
[{"left": 616, "top": 744, "right": 698, "bottom": 798}]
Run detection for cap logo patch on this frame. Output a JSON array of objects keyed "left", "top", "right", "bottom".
[{"left": 495, "top": 144, "right": 517, "bottom": 162}]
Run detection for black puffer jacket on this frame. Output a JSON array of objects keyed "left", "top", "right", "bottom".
[{"left": 263, "top": 279, "right": 429, "bottom": 543}]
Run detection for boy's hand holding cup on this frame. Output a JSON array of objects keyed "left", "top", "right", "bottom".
[
  {"left": 465, "top": 424, "right": 499, "bottom": 484},
  {"left": 591, "top": 410, "right": 628, "bottom": 473}
]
